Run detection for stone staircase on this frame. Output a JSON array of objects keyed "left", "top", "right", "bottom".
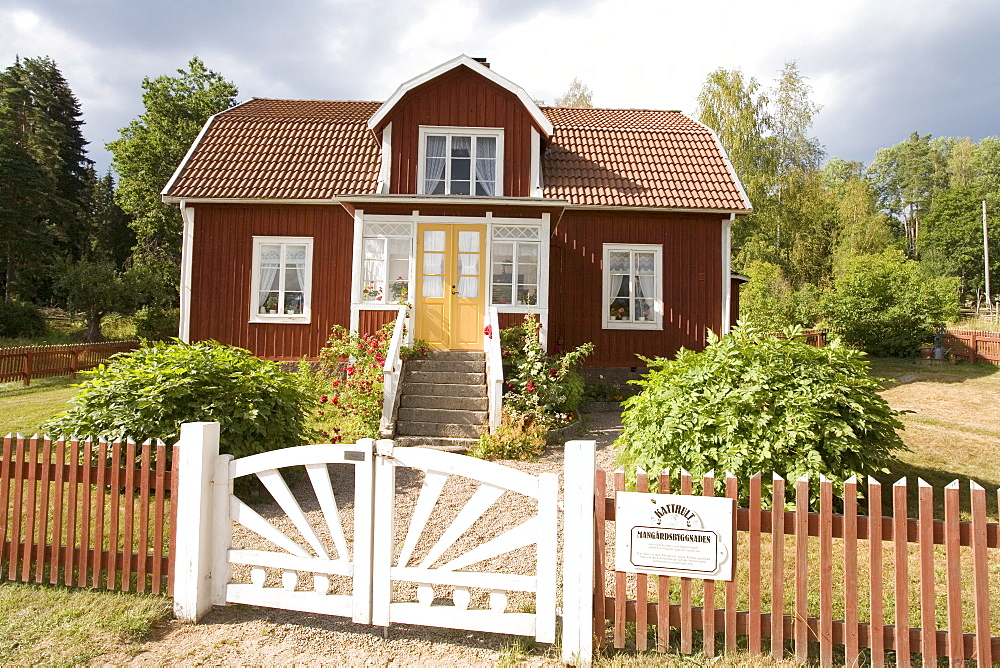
[{"left": 394, "top": 351, "right": 488, "bottom": 451}]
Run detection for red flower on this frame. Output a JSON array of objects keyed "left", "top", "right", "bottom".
[
  {"left": 331, "top": 379, "right": 340, "bottom": 388},
  {"left": 484, "top": 324, "right": 493, "bottom": 339},
  {"left": 345, "top": 365, "right": 355, "bottom": 375},
  {"left": 525, "top": 380, "right": 537, "bottom": 392},
  {"left": 331, "top": 396, "right": 339, "bottom": 405},
  {"left": 317, "top": 410, "right": 325, "bottom": 416},
  {"left": 549, "top": 369, "right": 558, "bottom": 377},
  {"left": 320, "top": 395, "right": 328, "bottom": 403}
]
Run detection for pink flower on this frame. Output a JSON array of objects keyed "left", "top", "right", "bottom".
[
  {"left": 525, "top": 380, "right": 537, "bottom": 393},
  {"left": 484, "top": 324, "right": 493, "bottom": 339},
  {"left": 320, "top": 395, "right": 328, "bottom": 403}
]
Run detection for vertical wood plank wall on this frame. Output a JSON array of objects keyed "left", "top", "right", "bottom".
[
  {"left": 596, "top": 470, "right": 1000, "bottom": 665},
  {"left": 0, "top": 435, "right": 176, "bottom": 595},
  {"left": 549, "top": 211, "right": 723, "bottom": 367},
  {"left": 379, "top": 66, "right": 540, "bottom": 198},
  {"left": 189, "top": 204, "right": 354, "bottom": 359}
]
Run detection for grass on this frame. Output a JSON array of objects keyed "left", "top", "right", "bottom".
[
  {"left": 0, "top": 582, "right": 170, "bottom": 665},
  {"left": 0, "top": 376, "right": 79, "bottom": 436}
]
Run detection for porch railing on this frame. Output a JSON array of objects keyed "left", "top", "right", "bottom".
[
  {"left": 379, "top": 307, "right": 408, "bottom": 437},
  {"left": 484, "top": 307, "right": 503, "bottom": 433}
]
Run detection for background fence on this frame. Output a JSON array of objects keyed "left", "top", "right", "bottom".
[
  {"left": 596, "top": 468, "right": 1000, "bottom": 666},
  {"left": 943, "top": 329, "right": 1000, "bottom": 364},
  {"left": 0, "top": 434, "right": 177, "bottom": 595},
  {"left": 0, "top": 341, "right": 140, "bottom": 386}
]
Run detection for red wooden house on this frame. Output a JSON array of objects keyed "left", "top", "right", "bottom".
[{"left": 163, "top": 55, "right": 750, "bottom": 373}]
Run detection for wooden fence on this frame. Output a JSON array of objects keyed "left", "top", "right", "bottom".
[
  {"left": 0, "top": 434, "right": 177, "bottom": 595},
  {"left": 596, "top": 469, "right": 1000, "bottom": 666},
  {"left": 0, "top": 341, "right": 140, "bottom": 386},
  {"left": 943, "top": 329, "right": 1000, "bottom": 364}
]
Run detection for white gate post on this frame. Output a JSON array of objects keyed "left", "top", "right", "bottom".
[
  {"left": 562, "top": 439, "right": 596, "bottom": 665},
  {"left": 172, "top": 421, "right": 221, "bottom": 622}
]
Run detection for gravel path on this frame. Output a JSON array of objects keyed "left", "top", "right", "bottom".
[{"left": 96, "top": 411, "right": 624, "bottom": 666}]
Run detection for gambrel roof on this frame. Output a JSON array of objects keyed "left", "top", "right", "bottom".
[{"left": 163, "top": 98, "right": 750, "bottom": 212}]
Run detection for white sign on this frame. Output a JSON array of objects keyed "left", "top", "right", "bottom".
[{"left": 615, "top": 492, "right": 735, "bottom": 580}]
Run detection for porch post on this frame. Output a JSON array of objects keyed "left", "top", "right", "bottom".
[
  {"left": 562, "top": 439, "right": 596, "bottom": 665},
  {"left": 172, "top": 421, "right": 221, "bottom": 622}
]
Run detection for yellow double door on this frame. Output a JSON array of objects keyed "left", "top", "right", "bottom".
[{"left": 415, "top": 223, "right": 486, "bottom": 351}]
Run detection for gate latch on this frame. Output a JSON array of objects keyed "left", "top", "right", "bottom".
[{"left": 376, "top": 439, "right": 395, "bottom": 458}]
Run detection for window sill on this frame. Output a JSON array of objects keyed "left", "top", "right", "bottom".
[
  {"left": 249, "top": 315, "right": 312, "bottom": 325},
  {"left": 603, "top": 321, "right": 662, "bottom": 331}
]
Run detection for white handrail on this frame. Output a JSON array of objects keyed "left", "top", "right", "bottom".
[
  {"left": 379, "top": 307, "right": 408, "bottom": 437},
  {"left": 484, "top": 307, "right": 503, "bottom": 432}
]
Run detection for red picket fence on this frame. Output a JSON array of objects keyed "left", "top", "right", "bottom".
[
  {"left": 943, "top": 329, "right": 1000, "bottom": 364},
  {"left": 596, "top": 469, "right": 1000, "bottom": 666},
  {"left": 0, "top": 434, "right": 177, "bottom": 594},
  {"left": 0, "top": 341, "right": 140, "bottom": 386}
]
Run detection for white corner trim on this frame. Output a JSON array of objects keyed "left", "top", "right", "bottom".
[
  {"left": 530, "top": 128, "right": 542, "bottom": 198},
  {"left": 178, "top": 203, "right": 195, "bottom": 342},
  {"left": 693, "top": 120, "right": 754, "bottom": 213},
  {"left": 161, "top": 99, "right": 255, "bottom": 198},
  {"left": 350, "top": 210, "right": 365, "bottom": 334},
  {"left": 721, "top": 214, "right": 734, "bottom": 334},
  {"left": 377, "top": 123, "right": 392, "bottom": 194},
  {"left": 367, "top": 55, "right": 553, "bottom": 136}
]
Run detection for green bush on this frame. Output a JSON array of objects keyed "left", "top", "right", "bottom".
[
  {"left": 471, "top": 408, "right": 547, "bottom": 460},
  {"left": 822, "top": 250, "right": 959, "bottom": 356},
  {"left": 44, "top": 340, "right": 315, "bottom": 458},
  {"left": 616, "top": 325, "right": 906, "bottom": 506},
  {"left": 0, "top": 302, "right": 47, "bottom": 339},
  {"left": 133, "top": 306, "right": 179, "bottom": 341}
]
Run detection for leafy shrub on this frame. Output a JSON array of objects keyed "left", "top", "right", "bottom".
[
  {"left": 0, "top": 302, "right": 47, "bottom": 339},
  {"left": 133, "top": 306, "right": 180, "bottom": 341},
  {"left": 822, "top": 250, "right": 959, "bottom": 356},
  {"left": 44, "top": 340, "right": 315, "bottom": 458},
  {"left": 499, "top": 315, "right": 592, "bottom": 428},
  {"left": 471, "top": 408, "right": 547, "bottom": 460},
  {"left": 616, "top": 325, "right": 907, "bottom": 506},
  {"left": 306, "top": 324, "right": 392, "bottom": 443}
]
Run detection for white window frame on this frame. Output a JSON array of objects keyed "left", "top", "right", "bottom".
[
  {"left": 417, "top": 126, "right": 504, "bottom": 197},
  {"left": 602, "top": 243, "right": 663, "bottom": 330},
  {"left": 249, "top": 236, "right": 313, "bottom": 324},
  {"left": 361, "top": 225, "right": 413, "bottom": 305},
  {"left": 489, "top": 226, "right": 541, "bottom": 308}
]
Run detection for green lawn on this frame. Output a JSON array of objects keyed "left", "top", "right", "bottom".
[
  {"left": 0, "top": 582, "right": 171, "bottom": 665},
  {"left": 0, "top": 376, "right": 79, "bottom": 436}
]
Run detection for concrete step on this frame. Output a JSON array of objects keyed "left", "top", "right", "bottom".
[
  {"left": 404, "top": 370, "right": 485, "bottom": 385},
  {"left": 424, "top": 351, "right": 485, "bottom": 362},
  {"left": 393, "top": 435, "right": 476, "bottom": 452},
  {"left": 399, "top": 394, "right": 488, "bottom": 411},
  {"left": 399, "top": 382, "right": 487, "bottom": 398},
  {"left": 398, "top": 407, "right": 488, "bottom": 425},
  {"left": 406, "top": 359, "right": 486, "bottom": 373},
  {"left": 395, "top": 421, "right": 485, "bottom": 439}
]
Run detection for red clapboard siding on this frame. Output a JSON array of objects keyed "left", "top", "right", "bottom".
[
  {"left": 382, "top": 66, "right": 540, "bottom": 197},
  {"left": 549, "top": 210, "right": 724, "bottom": 367},
  {"left": 358, "top": 310, "right": 398, "bottom": 337},
  {"left": 188, "top": 204, "right": 354, "bottom": 359}
]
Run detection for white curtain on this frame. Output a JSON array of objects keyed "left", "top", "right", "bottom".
[
  {"left": 475, "top": 137, "right": 496, "bottom": 195},
  {"left": 425, "top": 136, "right": 446, "bottom": 193},
  {"left": 258, "top": 245, "right": 281, "bottom": 312}
]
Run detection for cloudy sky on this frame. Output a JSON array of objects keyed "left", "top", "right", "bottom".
[{"left": 2, "top": 0, "right": 998, "bottom": 175}]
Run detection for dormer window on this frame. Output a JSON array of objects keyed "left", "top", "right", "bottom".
[{"left": 419, "top": 127, "right": 503, "bottom": 196}]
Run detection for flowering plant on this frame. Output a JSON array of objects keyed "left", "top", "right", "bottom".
[
  {"left": 302, "top": 323, "right": 392, "bottom": 443},
  {"left": 362, "top": 284, "right": 383, "bottom": 301}
]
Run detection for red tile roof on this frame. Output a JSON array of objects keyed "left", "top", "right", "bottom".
[
  {"left": 165, "top": 99, "right": 383, "bottom": 200},
  {"left": 541, "top": 107, "right": 749, "bottom": 210},
  {"left": 164, "top": 99, "right": 749, "bottom": 211}
]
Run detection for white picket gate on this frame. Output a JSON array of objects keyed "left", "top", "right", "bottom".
[{"left": 172, "top": 422, "right": 595, "bottom": 662}]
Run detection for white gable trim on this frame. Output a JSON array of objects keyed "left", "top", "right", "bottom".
[{"left": 367, "top": 55, "right": 553, "bottom": 136}]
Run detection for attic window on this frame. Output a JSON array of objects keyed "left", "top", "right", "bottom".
[{"left": 419, "top": 127, "right": 503, "bottom": 197}]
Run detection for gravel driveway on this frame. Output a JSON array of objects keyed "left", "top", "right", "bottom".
[{"left": 96, "top": 411, "right": 625, "bottom": 666}]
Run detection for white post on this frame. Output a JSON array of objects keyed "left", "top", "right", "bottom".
[
  {"left": 172, "top": 422, "right": 221, "bottom": 622},
  {"left": 562, "top": 439, "right": 596, "bottom": 665},
  {"left": 984, "top": 200, "right": 992, "bottom": 308}
]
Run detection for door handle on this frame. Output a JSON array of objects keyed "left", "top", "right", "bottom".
[{"left": 451, "top": 285, "right": 458, "bottom": 296}]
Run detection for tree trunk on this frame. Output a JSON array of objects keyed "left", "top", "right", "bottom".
[{"left": 86, "top": 310, "right": 104, "bottom": 343}]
